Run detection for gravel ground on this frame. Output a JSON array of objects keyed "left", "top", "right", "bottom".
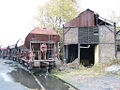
[{"left": 62, "top": 74, "right": 120, "bottom": 90}]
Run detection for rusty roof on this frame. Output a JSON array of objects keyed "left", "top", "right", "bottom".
[
  {"left": 64, "top": 9, "right": 95, "bottom": 27},
  {"left": 30, "top": 27, "right": 58, "bottom": 35},
  {"left": 64, "top": 9, "right": 113, "bottom": 27}
]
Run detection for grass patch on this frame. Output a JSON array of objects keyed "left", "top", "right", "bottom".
[
  {"left": 49, "top": 59, "right": 120, "bottom": 89},
  {"left": 51, "top": 59, "right": 120, "bottom": 78}
]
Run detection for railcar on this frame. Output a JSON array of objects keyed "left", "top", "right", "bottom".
[{"left": 19, "top": 27, "right": 60, "bottom": 69}]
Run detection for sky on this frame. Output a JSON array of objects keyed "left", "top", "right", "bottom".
[
  {"left": 0, "top": 0, "right": 48, "bottom": 47},
  {"left": 0, "top": 0, "right": 120, "bottom": 47}
]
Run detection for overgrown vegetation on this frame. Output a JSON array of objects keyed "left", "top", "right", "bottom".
[{"left": 51, "top": 59, "right": 120, "bottom": 79}]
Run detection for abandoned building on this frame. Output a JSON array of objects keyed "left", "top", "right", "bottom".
[
  {"left": 63, "top": 9, "right": 116, "bottom": 66},
  {"left": 116, "top": 30, "right": 120, "bottom": 51},
  {"left": 24, "top": 27, "right": 59, "bottom": 60}
]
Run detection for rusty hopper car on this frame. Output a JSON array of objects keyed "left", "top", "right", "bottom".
[{"left": 23, "top": 27, "right": 59, "bottom": 68}]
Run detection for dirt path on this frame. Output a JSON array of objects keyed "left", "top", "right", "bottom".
[{"left": 62, "top": 74, "right": 120, "bottom": 90}]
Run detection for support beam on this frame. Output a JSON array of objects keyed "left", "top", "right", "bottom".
[
  {"left": 66, "top": 45, "right": 68, "bottom": 59},
  {"left": 30, "top": 41, "right": 31, "bottom": 51},
  {"left": 114, "top": 23, "right": 117, "bottom": 58},
  {"left": 63, "top": 25, "right": 66, "bottom": 64},
  {"left": 78, "top": 43, "right": 80, "bottom": 65}
]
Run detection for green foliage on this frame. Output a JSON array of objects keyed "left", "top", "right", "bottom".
[
  {"left": 116, "top": 26, "right": 120, "bottom": 31},
  {"left": 36, "top": 0, "right": 80, "bottom": 29},
  {"left": 35, "top": 0, "right": 80, "bottom": 60}
]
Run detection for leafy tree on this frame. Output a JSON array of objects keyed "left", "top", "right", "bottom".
[
  {"left": 36, "top": 0, "right": 80, "bottom": 31},
  {"left": 35, "top": 0, "right": 80, "bottom": 60}
]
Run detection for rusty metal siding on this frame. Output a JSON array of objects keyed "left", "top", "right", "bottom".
[
  {"left": 24, "top": 33, "right": 59, "bottom": 49},
  {"left": 64, "top": 10, "right": 95, "bottom": 28},
  {"left": 64, "top": 17, "right": 79, "bottom": 27},
  {"left": 79, "top": 10, "right": 95, "bottom": 27}
]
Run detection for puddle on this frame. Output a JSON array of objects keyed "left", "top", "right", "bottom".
[
  {"left": 36, "top": 74, "right": 69, "bottom": 90},
  {"left": 8, "top": 68, "right": 41, "bottom": 90},
  {"left": 1, "top": 73, "right": 13, "bottom": 82},
  {"left": 0, "top": 58, "right": 72, "bottom": 90},
  {"left": 4, "top": 61, "right": 13, "bottom": 64}
]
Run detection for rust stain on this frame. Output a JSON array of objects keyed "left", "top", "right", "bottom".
[
  {"left": 24, "top": 27, "right": 59, "bottom": 49},
  {"left": 64, "top": 9, "right": 95, "bottom": 27}
]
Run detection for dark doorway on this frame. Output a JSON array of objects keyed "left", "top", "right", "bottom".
[
  {"left": 65, "top": 44, "right": 95, "bottom": 66},
  {"left": 80, "top": 44, "right": 95, "bottom": 66},
  {"left": 65, "top": 44, "right": 78, "bottom": 63}
]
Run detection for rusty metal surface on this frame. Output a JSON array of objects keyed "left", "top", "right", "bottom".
[
  {"left": 64, "top": 17, "right": 79, "bottom": 27},
  {"left": 24, "top": 28, "right": 59, "bottom": 49},
  {"left": 31, "top": 27, "right": 58, "bottom": 35},
  {"left": 64, "top": 9, "right": 95, "bottom": 27}
]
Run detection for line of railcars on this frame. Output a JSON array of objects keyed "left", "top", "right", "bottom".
[{"left": 0, "top": 27, "right": 60, "bottom": 70}]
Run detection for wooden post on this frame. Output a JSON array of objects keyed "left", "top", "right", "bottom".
[
  {"left": 63, "top": 25, "right": 65, "bottom": 64},
  {"left": 40, "top": 43, "right": 41, "bottom": 60},
  {"left": 53, "top": 43, "right": 56, "bottom": 58},
  {"left": 45, "top": 52, "right": 46, "bottom": 60},
  {"left": 30, "top": 41, "right": 31, "bottom": 51},
  {"left": 78, "top": 43, "right": 80, "bottom": 65},
  {"left": 114, "top": 23, "right": 117, "bottom": 58}
]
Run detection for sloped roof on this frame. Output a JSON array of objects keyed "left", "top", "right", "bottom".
[
  {"left": 64, "top": 9, "right": 114, "bottom": 27},
  {"left": 30, "top": 27, "right": 58, "bottom": 35},
  {"left": 116, "top": 30, "right": 120, "bottom": 35}
]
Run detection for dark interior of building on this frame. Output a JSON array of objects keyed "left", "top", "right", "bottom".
[
  {"left": 66, "top": 44, "right": 95, "bottom": 66},
  {"left": 67, "top": 44, "right": 78, "bottom": 63},
  {"left": 80, "top": 44, "right": 95, "bottom": 66}
]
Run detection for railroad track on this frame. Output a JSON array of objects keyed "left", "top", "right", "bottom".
[{"left": 28, "top": 70, "right": 46, "bottom": 90}]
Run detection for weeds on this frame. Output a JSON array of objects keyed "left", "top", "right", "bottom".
[{"left": 50, "top": 59, "right": 120, "bottom": 81}]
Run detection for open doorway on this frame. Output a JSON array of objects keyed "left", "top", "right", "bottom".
[
  {"left": 65, "top": 44, "right": 97, "bottom": 66},
  {"left": 65, "top": 44, "right": 78, "bottom": 63},
  {"left": 80, "top": 44, "right": 95, "bottom": 66}
]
